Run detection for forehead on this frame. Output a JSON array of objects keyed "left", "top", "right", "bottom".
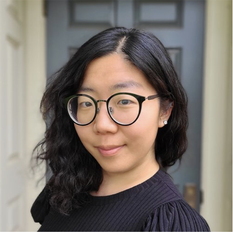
[{"left": 81, "top": 53, "right": 155, "bottom": 93}]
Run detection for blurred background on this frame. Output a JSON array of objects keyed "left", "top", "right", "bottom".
[{"left": 0, "top": 0, "right": 231, "bottom": 231}]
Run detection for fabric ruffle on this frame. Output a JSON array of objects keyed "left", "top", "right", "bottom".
[
  {"left": 142, "top": 200, "right": 210, "bottom": 231},
  {"left": 31, "top": 186, "right": 50, "bottom": 224}
]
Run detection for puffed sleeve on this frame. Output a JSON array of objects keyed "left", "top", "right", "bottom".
[
  {"left": 141, "top": 199, "right": 210, "bottom": 231},
  {"left": 31, "top": 186, "right": 50, "bottom": 224}
]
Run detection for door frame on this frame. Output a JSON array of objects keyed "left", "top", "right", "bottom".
[
  {"left": 200, "top": 0, "right": 232, "bottom": 230},
  {"left": 24, "top": 0, "right": 47, "bottom": 229},
  {"left": 0, "top": 0, "right": 46, "bottom": 231}
]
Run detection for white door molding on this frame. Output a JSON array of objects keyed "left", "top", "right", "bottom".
[
  {"left": 201, "top": 0, "right": 232, "bottom": 230},
  {"left": 24, "top": 0, "right": 46, "bottom": 230},
  {"left": 0, "top": 0, "right": 46, "bottom": 230}
]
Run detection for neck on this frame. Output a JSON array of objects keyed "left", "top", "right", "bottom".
[{"left": 91, "top": 160, "right": 159, "bottom": 197}]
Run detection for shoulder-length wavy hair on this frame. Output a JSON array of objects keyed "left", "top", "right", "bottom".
[{"left": 34, "top": 27, "right": 188, "bottom": 214}]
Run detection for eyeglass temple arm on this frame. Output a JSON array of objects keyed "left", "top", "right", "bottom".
[{"left": 147, "top": 94, "right": 160, "bottom": 100}]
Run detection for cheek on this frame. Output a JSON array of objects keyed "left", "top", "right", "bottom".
[
  {"left": 138, "top": 104, "right": 161, "bottom": 129},
  {"left": 125, "top": 115, "right": 159, "bottom": 147},
  {"left": 128, "top": 106, "right": 160, "bottom": 143},
  {"left": 74, "top": 125, "right": 97, "bottom": 157},
  {"left": 74, "top": 124, "right": 87, "bottom": 144}
]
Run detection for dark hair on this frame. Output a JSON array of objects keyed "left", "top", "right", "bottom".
[{"left": 34, "top": 27, "right": 188, "bottom": 214}]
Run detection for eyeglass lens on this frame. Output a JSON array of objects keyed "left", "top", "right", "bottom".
[{"left": 67, "top": 94, "right": 140, "bottom": 125}]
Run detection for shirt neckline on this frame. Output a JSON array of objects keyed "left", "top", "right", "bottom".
[{"left": 87, "top": 169, "right": 166, "bottom": 205}]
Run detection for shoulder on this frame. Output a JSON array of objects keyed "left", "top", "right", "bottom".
[
  {"left": 146, "top": 169, "right": 183, "bottom": 203},
  {"left": 140, "top": 170, "right": 210, "bottom": 231},
  {"left": 31, "top": 186, "right": 50, "bottom": 224},
  {"left": 141, "top": 199, "right": 210, "bottom": 231}
]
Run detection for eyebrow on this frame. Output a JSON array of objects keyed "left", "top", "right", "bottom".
[
  {"left": 79, "top": 86, "right": 95, "bottom": 92},
  {"left": 110, "top": 81, "right": 143, "bottom": 90},
  {"left": 79, "top": 81, "right": 143, "bottom": 93}
]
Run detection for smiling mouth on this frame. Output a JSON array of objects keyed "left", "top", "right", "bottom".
[{"left": 96, "top": 145, "right": 124, "bottom": 157}]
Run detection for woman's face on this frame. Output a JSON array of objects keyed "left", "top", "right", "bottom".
[{"left": 74, "top": 53, "right": 169, "bottom": 177}]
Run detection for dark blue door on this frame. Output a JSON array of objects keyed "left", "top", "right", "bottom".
[{"left": 47, "top": 0, "right": 205, "bottom": 211}]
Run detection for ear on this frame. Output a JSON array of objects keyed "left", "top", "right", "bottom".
[{"left": 158, "top": 102, "right": 174, "bottom": 128}]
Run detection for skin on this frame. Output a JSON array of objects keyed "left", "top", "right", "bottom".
[{"left": 74, "top": 53, "right": 172, "bottom": 196}]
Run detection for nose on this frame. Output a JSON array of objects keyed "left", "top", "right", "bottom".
[{"left": 93, "top": 101, "right": 118, "bottom": 134}]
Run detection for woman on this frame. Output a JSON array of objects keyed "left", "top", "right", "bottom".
[{"left": 31, "top": 27, "right": 210, "bottom": 231}]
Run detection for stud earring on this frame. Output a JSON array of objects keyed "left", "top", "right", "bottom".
[{"left": 163, "top": 120, "right": 168, "bottom": 125}]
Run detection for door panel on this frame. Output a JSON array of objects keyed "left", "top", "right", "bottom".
[
  {"left": 134, "top": 0, "right": 183, "bottom": 27},
  {"left": 70, "top": 0, "right": 116, "bottom": 27},
  {"left": 47, "top": 0, "right": 205, "bottom": 211}
]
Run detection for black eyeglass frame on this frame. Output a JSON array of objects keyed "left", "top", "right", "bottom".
[{"left": 65, "top": 92, "right": 160, "bottom": 126}]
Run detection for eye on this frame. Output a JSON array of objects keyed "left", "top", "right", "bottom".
[
  {"left": 118, "top": 99, "right": 134, "bottom": 105},
  {"left": 110, "top": 94, "right": 138, "bottom": 108},
  {"left": 79, "top": 101, "right": 93, "bottom": 108}
]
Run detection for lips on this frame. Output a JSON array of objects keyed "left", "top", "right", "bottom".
[{"left": 96, "top": 145, "right": 124, "bottom": 157}]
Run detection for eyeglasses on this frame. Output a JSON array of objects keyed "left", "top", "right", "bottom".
[{"left": 65, "top": 92, "right": 159, "bottom": 126}]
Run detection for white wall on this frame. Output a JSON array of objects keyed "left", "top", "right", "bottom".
[{"left": 201, "top": 0, "right": 232, "bottom": 231}]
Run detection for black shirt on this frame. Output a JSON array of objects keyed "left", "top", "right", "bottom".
[{"left": 31, "top": 169, "right": 210, "bottom": 231}]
